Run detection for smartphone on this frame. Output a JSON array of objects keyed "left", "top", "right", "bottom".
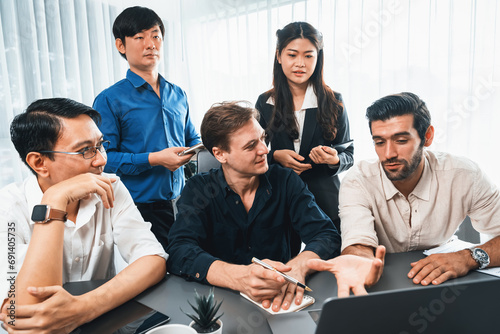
[
  {"left": 331, "top": 140, "right": 354, "bottom": 153},
  {"left": 178, "top": 143, "right": 205, "bottom": 156},
  {"left": 72, "top": 300, "right": 170, "bottom": 334}
]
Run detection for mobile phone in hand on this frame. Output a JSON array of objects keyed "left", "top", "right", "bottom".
[{"left": 178, "top": 143, "right": 205, "bottom": 156}]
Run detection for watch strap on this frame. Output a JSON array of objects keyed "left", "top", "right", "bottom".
[
  {"left": 32, "top": 204, "right": 68, "bottom": 223},
  {"left": 47, "top": 208, "right": 68, "bottom": 222}
]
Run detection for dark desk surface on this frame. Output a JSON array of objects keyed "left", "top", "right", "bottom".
[
  {"left": 135, "top": 251, "right": 498, "bottom": 334},
  {"left": 65, "top": 251, "right": 499, "bottom": 334}
]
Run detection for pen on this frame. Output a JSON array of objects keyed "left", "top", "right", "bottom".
[{"left": 252, "top": 257, "right": 313, "bottom": 292}]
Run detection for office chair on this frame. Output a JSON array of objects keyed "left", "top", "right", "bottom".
[{"left": 196, "top": 149, "right": 220, "bottom": 174}]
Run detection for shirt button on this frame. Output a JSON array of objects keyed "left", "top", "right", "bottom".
[
  {"left": 248, "top": 246, "right": 251, "bottom": 251},
  {"left": 75, "top": 257, "right": 80, "bottom": 262},
  {"left": 235, "top": 200, "right": 239, "bottom": 204},
  {"left": 196, "top": 273, "right": 200, "bottom": 279}
]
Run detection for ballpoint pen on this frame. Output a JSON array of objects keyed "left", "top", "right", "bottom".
[{"left": 252, "top": 257, "right": 313, "bottom": 292}]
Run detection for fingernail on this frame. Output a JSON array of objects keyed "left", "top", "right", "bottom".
[{"left": 283, "top": 302, "right": 289, "bottom": 308}]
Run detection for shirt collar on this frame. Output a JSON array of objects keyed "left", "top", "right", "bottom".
[
  {"left": 215, "top": 166, "right": 273, "bottom": 198},
  {"left": 380, "top": 151, "right": 432, "bottom": 201},
  {"left": 126, "top": 69, "right": 165, "bottom": 89},
  {"left": 25, "top": 175, "right": 44, "bottom": 222},
  {"left": 215, "top": 166, "right": 233, "bottom": 197},
  {"left": 265, "top": 84, "right": 318, "bottom": 110},
  {"left": 411, "top": 151, "right": 432, "bottom": 201}
]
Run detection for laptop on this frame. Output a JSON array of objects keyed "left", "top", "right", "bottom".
[{"left": 314, "top": 278, "right": 500, "bottom": 333}]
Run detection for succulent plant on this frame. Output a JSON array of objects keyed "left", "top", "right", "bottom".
[{"left": 182, "top": 288, "right": 224, "bottom": 333}]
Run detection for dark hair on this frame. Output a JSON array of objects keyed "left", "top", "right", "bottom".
[
  {"left": 366, "top": 92, "right": 431, "bottom": 142},
  {"left": 266, "top": 22, "right": 343, "bottom": 141},
  {"left": 10, "top": 98, "right": 101, "bottom": 174},
  {"left": 112, "top": 6, "right": 165, "bottom": 60},
  {"left": 201, "top": 101, "right": 260, "bottom": 154}
]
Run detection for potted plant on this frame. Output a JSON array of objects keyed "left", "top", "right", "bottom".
[{"left": 181, "top": 288, "right": 224, "bottom": 334}]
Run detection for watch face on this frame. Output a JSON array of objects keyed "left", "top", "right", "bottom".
[
  {"left": 474, "top": 249, "right": 488, "bottom": 261},
  {"left": 472, "top": 248, "right": 490, "bottom": 269},
  {"left": 31, "top": 205, "right": 48, "bottom": 222}
]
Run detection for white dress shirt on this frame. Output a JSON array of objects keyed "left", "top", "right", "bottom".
[
  {"left": 0, "top": 174, "right": 167, "bottom": 297},
  {"left": 340, "top": 150, "right": 500, "bottom": 253},
  {"left": 266, "top": 84, "right": 318, "bottom": 153}
]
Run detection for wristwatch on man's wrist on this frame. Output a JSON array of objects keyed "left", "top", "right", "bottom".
[
  {"left": 469, "top": 247, "right": 490, "bottom": 270},
  {"left": 31, "top": 204, "right": 68, "bottom": 223}
]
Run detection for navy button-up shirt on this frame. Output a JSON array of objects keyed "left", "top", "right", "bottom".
[
  {"left": 167, "top": 164, "right": 340, "bottom": 283},
  {"left": 93, "top": 70, "right": 201, "bottom": 203}
]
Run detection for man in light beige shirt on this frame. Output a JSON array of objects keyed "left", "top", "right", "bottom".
[{"left": 308, "top": 92, "right": 500, "bottom": 289}]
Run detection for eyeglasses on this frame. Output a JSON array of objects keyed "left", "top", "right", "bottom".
[{"left": 38, "top": 140, "right": 110, "bottom": 160}]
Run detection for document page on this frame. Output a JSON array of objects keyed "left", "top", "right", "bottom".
[{"left": 240, "top": 293, "right": 315, "bottom": 314}]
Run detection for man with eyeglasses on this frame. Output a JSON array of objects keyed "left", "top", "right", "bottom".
[{"left": 0, "top": 98, "right": 167, "bottom": 332}]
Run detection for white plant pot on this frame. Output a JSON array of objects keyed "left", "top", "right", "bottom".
[
  {"left": 189, "top": 319, "right": 223, "bottom": 334},
  {"left": 146, "top": 323, "right": 197, "bottom": 334}
]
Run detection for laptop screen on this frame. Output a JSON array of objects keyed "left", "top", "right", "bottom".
[{"left": 315, "top": 278, "right": 500, "bottom": 334}]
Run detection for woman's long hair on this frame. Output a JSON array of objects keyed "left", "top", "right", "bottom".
[{"left": 267, "top": 22, "right": 342, "bottom": 141}]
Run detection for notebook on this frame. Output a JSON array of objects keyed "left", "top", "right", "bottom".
[{"left": 240, "top": 292, "right": 315, "bottom": 314}]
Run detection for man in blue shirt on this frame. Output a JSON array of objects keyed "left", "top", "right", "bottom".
[
  {"left": 167, "top": 102, "right": 385, "bottom": 312},
  {"left": 93, "top": 7, "right": 201, "bottom": 249}
]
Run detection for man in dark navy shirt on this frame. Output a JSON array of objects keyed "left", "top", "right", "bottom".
[{"left": 167, "top": 102, "right": 385, "bottom": 312}]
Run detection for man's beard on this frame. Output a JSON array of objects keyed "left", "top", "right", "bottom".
[{"left": 382, "top": 145, "right": 423, "bottom": 181}]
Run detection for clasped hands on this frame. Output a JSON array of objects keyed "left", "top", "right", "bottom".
[
  {"left": 1, "top": 286, "right": 90, "bottom": 334},
  {"left": 273, "top": 146, "right": 339, "bottom": 175}
]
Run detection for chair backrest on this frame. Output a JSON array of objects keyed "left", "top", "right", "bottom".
[{"left": 197, "top": 149, "right": 221, "bottom": 174}]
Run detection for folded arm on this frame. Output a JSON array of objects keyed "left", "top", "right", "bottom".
[
  {"left": 0, "top": 174, "right": 166, "bottom": 332},
  {"left": 1, "top": 255, "right": 165, "bottom": 333}
]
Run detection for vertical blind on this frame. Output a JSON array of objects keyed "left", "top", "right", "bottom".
[{"left": 0, "top": 0, "right": 499, "bottom": 188}]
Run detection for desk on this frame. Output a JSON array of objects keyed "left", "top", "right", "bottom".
[{"left": 64, "top": 251, "right": 499, "bottom": 334}]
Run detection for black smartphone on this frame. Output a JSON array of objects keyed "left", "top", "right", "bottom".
[
  {"left": 178, "top": 143, "right": 205, "bottom": 156},
  {"left": 72, "top": 300, "right": 170, "bottom": 334}
]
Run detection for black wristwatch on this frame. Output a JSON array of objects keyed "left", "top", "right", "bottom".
[
  {"left": 469, "top": 247, "right": 490, "bottom": 270},
  {"left": 31, "top": 205, "right": 68, "bottom": 223}
]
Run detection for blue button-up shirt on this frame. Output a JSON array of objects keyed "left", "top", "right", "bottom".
[
  {"left": 93, "top": 70, "right": 201, "bottom": 203},
  {"left": 167, "top": 164, "right": 340, "bottom": 283}
]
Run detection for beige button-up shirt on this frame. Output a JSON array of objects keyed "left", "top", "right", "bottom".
[{"left": 340, "top": 150, "right": 500, "bottom": 253}]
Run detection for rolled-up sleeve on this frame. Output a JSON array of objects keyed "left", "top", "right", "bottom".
[
  {"left": 468, "top": 165, "right": 500, "bottom": 236},
  {"left": 111, "top": 181, "right": 168, "bottom": 263},
  {"left": 339, "top": 168, "right": 379, "bottom": 252},
  {"left": 166, "top": 178, "right": 219, "bottom": 283}
]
